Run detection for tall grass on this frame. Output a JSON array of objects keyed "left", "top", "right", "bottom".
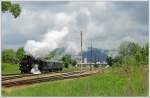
[{"left": 2, "top": 65, "right": 148, "bottom": 96}]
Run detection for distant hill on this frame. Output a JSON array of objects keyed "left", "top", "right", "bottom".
[
  {"left": 82, "top": 47, "right": 108, "bottom": 63},
  {"left": 52, "top": 47, "right": 108, "bottom": 63}
]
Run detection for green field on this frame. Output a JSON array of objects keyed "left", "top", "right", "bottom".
[
  {"left": 2, "top": 65, "right": 148, "bottom": 96},
  {"left": 2, "top": 63, "right": 20, "bottom": 75}
]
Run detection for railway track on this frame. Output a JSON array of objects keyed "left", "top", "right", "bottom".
[
  {"left": 2, "top": 71, "right": 63, "bottom": 81},
  {"left": 2, "top": 70, "right": 87, "bottom": 81},
  {"left": 2, "top": 70, "right": 100, "bottom": 88},
  {"left": 2, "top": 69, "right": 89, "bottom": 81},
  {"left": 2, "top": 74, "right": 36, "bottom": 81}
]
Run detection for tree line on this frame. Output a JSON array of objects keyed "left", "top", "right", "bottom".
[
  {"left": 2, "top": 41, "right": 148, "bottom": 67},
  {"left": 2, "top": 47, "right": 24, "bottom": 64},
  {"left": 106, "top": 41, "right": 148, "bottom": 67},
  {"left": 2, "top": 47, "right": 77, "bottom": 68}
]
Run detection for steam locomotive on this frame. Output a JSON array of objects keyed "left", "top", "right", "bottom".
[{"left": 19, "top": 55, "right": 63, "bottom": 74}]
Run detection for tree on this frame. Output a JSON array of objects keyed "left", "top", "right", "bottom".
[
  {"left": 144, "top": 43, "right": 148, "bottom": 64},
  {"left": 107, "top": 41, "right": 148, "bottom": 67},
  {"left": 2, "top": 49, "right": 17, "bottom": 63},
  {"left": 119, "top": 41, "right": 141, "bottom": 56},
  {"left": 16, "top": 47, "right": 25, "bottom": 62},
  {"left": 1, "top": 1, "right": 11, "bottom": 12},
  {"left": 2, "top": 1, "right": 21, "bottom": 18},
  {"left": 140, "top": 43, "right": 149, "bottom": 64},
  {"left": 61, "top": 55, "right": 71, "bottom": 68},
  {"left": 117, "top": 41, "right": 148, "bottom": 66},
  {"left": 106, "top": 56, "right": 113, "bottom": 66},
  {"left": 71, "top": 59, "right": 77, "bottom": 66},
  {"left": 61, "top": 54, "right": 77, "bottom": 68}
]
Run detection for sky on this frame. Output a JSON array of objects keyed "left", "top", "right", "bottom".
[{"left": 1, "top": 1, "right": 149, "bottom": 52}]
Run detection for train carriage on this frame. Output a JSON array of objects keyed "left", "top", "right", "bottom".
[{"left": 19, "top": 55, "right": 63, "bottom": 74}]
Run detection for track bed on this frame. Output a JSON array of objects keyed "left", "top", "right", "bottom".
[{"left": 2, "top": 69, "right": 102, "bottom": 88}]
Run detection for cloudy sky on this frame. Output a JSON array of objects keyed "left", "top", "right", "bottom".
[{"left": 2, "top": 1, "right": 149, "bottom": 52}]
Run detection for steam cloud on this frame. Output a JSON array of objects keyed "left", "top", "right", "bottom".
[{"left": 24, "top": 27, "right": 68, "bottom": 58}]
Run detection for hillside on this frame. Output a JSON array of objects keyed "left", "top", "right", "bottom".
[{"left": 51, "top": 47, "right": 108, "bottom": 62}]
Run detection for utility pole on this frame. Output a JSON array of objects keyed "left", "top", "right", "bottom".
[
  {"left": 94, "top": 41, "right": 96, "bottom": 65},
  {"left": 80, "top": 31, "right": 83, "bottom": 72},
  {"left": 90, "top": 40, "right": 92, "bottom": 71}
]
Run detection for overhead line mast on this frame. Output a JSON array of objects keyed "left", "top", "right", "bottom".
[
  {"left": 80, "top": 31, "right": 83, "bottom": 72},
  {"left": 90, "top": 40, "right": 93, "bottom": 70}
]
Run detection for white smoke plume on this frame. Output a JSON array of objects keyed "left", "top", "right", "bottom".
[
  {"left": 24, "top": 27, "right": 68, "bottom": 58},
  {"left": 65, "top": 42, "right": 80, "bottom": 55}
]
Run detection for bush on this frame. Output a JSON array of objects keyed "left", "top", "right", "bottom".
[
  {"left": 2, "top": 49, "right": 17, "bottom": 64},
  {"left": 108, "top": 42, "right": 148, "bottom": 67},
  {"left": 61, "top": 54, "right": 77, "bottom": 68}
]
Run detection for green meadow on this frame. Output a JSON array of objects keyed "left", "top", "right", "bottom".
[
  {"left": 2, "top": 63, "right": 20, "bottom": 75},
  {"left": 2, "top": 65, "right": 148, "bottom": 96}
]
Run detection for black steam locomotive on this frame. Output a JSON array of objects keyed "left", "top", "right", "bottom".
[{"left": 19, "top": 55, "right": 63, "bottom": 74}]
